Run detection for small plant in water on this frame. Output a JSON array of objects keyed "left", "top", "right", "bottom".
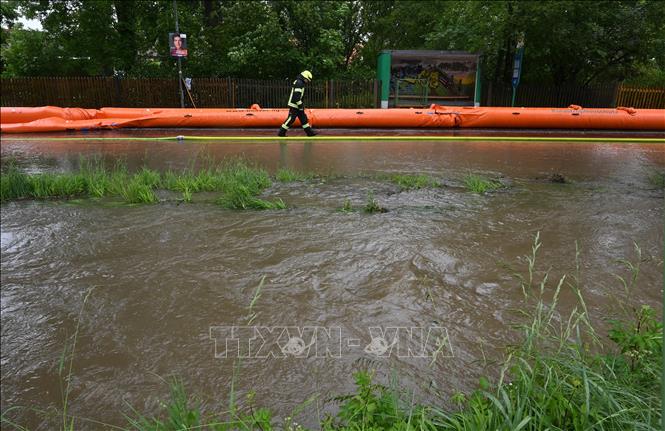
[
  {"left": 463, "top": 173, "right": 503, "bottom": 194},
  {"left": 121, "top": 180, "right": 158, "bottom": 204},
  {"left": 181, "top": 188, "right": 192, "bottom": 203},
  {"left": 339, "top": 198, "right": 354, "bottom": 213},
  {"left": 363, "top": 191, "right": 387, "bottom": 213},
  {"left": 390, "top": 174, "right": 438, "bottom": 190},
  {"left": 275, "top": 168, "right": 311, "bottom": 182},
  {"left": 217, "top": 184, "right": 286, "bottom": 210}
]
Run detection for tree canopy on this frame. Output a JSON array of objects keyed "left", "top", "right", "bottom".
[{"left": 1, "top": 0, "right": 664, "bottom": 86}]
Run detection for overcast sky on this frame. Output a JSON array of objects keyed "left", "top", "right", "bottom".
[{"left": 18, "top": 16, "right": 43, "bottom": 30}]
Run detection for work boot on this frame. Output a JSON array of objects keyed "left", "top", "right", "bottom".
[
  {"left": 305, "top": 128, "right": 319, "bottom": 137},
  {"left": 278, "top": 127, "right": 287, "bottom": 137}
]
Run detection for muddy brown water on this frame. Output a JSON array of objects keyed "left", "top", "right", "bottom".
[{"left": 1, "top": 131, "right": 664, "bottom": 429}]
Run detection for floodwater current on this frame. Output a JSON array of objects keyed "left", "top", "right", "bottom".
[{"left": 1, "top": 130, "right": 664, "bottom": 429}]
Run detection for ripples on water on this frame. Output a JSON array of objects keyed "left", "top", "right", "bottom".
[{"left": 1, "top": 138, "right": 664, "bottom": 428}]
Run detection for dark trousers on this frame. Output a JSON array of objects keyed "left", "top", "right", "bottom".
[{"left": 281, "top": 108, "right": 310, "bottom": 129}]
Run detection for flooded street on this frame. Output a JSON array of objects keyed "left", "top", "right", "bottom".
[{"left": 1, "top": 132, "right": 664, "bottom": 429}]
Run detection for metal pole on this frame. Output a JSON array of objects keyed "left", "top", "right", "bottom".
[
  {"left": 474, "top": 56, "right": 482, "bottom": 107},
  {"left": 173, "top": 0, "right": 184, "bottom": 108}
]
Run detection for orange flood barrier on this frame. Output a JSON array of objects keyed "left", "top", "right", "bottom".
[{"left": 1, "top": 105, "right": 663, "bottom": 133}]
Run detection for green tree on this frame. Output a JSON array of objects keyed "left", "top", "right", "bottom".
[
  {"left": 424, "top": 0, "right": 665, "bottom": 86},
  {"left": 1, "top": 0, "right": 663, "bottom": 86}
]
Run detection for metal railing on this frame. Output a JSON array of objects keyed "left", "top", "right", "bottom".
[
  {"left": 2, "top": 77, "right": 662, "bottom": 109},
  {"left": 1, "top": 77, "right": 379, "bottom": 109}
]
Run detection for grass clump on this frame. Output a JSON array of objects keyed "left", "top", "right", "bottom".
[
  {"left": 363, "top": 191, "right": 387, "bottom": 213},
  {"left": 463, "top": 174, "right": 504, "bottom": 194},
  {"left": 214, "top": 161, "right": 284, "bottom": 210},
  {"left": 120, "top": 179, "right": 158, "bottom": 204},
  {"left": 1, "top": 158, "right": 282, "bottom": 209},
  {"left": 217, "top": 188, "right": 286, "bottom": 210},
  {"left": 1, "top": 163, "right": 33, "bottom": 201},
  {"left": 30, "top": 173, "right": 87, "bottom": 199},
  {"left": 275, "top": 168, "right": 312, "bottom": 182},
  {"left": 338, "top": 198, "right": 354, "bottom": 213},
  {"left": 0, "top": 164, "right": 87, "bottom": 201},
  {"left": 219, "top": 159, "right": 271, "bottom": 194},
  {"left": 436, "top": 236, "right": 661, "bottom": 430},
  {"left": 390, "top": 173, "right": 439, "bottom": 190},
  {"left": 118, "top": 167, "right": 160, "bottom": 204}
]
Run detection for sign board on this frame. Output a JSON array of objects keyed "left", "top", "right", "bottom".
[
  {"left": 512, "top": 42, "right": 525, "bottom": 87},
  {"left": 169, "top": 33, "right": 188, "bottom": 58},
  {"left": 388, "top": 50, "right": 479, "bottom": 106}
]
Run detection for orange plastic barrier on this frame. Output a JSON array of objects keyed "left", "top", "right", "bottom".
[{"left": 1, "top": 105, "right": 663, "bottom": 133}]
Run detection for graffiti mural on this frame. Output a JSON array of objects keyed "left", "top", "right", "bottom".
[{"left": 389, "top": 51, "right": 479, "bottom": 106}]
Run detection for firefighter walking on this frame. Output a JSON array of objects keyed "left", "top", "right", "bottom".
[{"left": 278, "top": 70, "right": 319, "bottom": 137}]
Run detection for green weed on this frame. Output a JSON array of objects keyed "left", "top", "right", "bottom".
[
  {"left": 217, "top": 183, "right": 285, "bottom": 210},
  {"left": 29, "top": 173, "right": 87, "bottom": 199},
  {"left": 121, "top": 180, "right": 158, "bottom": 204},
  {"left": 0, "top": 164, "right": 32, "bottom": 201},
  {"left": 433, "top": 235, "right": 662, "bottom": 430},
  {"left": 363, "top": 191, "right": 387, "bottom": 213},
  {"left": 390, "top": 174, "right": 438, "bottom": 190},
  {"left": 463, "top": 174, "right": 504, "bottom": 194},
  {"left": 339, "top": 198, "right": 354, "bottom": 213}
]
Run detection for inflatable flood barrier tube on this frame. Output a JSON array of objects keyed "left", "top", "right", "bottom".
[{"left": 1, "top": 105, "right": 663, "bottom": 133}]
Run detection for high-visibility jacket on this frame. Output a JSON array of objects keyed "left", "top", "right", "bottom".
[{"left": 287, "top": 76, "right": 307, "bottom": 109}]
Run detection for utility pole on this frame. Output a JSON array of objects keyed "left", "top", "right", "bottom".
[{"left": 173, "top": 0, "right": 185, "bottom": 108}]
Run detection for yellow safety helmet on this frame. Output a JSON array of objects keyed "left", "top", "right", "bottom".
[{"left": 301, "top": 70, "right": 313, "bottom": 81}]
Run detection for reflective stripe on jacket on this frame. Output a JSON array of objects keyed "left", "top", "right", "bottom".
[{"left": 287, "top": 77, "right": 306, "bottom": 109}]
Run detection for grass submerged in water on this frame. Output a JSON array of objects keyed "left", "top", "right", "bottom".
[
  {"left": 124, "top": 237, "right": 662, "bottom": 430},
  {"left": 363, "top": 191, "right": 387, "bottom": 213},
  {"left": 1, "top": 158, "right": 283, "bottom": 209},
  {"left": 0, "top": 236, "right": 660, "bottom": 430},
  {"left": 390, "top": 173, "right": 439, "bottom": 190},
  {"left": 463, "top": 173, "right": 504, "bottom": 194},
  {"left": 275, "top": 168, "right": 315, "bottom": 183}
]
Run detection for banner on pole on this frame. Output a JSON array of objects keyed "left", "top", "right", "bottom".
[{"left": 169, "top": 33, "right": 188, "bottom": 58}]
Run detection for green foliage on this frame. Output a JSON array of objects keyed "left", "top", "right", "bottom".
[
  {"left": 275, "top": 168, "right": 312, "bottom": 182},
  {"left": 29, "top": 173, "right": 87, "bottom": 199},
  {"left": 339, "top": 198, "right": 354, "bottom": 213},
  {"left": 323, "top": 371, "right": 436, "bottom": 430},
  {"left": 463, "top": 174, "right": 503, "bottom": 194},
  {"left": 217, "top": 184, "right": 286, "bottom": 210},
  {"left": 0, "top": 157, "right": 283, "bottom": 209},
  {"left": 424, "top": 0, "right": 665, "bottom": 86},
  {"left": 363, "top": 191, "right": 387, "bottom": 213},
  {"left": 1, "top": 0, "right": 373, "bottom": 79},
  {"left": 125, "top": 380, "right": 201, "bottom": 431},
  {"left": 433, "top": 235, "right": 661, "bottom": 430},
  {"left": 390, "top": 174, "right": 438, "bottom": 190},
  {"left": 120, "top": 180, "right": 158, "bottom": 204},
  {"left": 609, "top": 305, "right": 662, "bottom": 374},
  {"left": 0, "top": 162, "right": 31, "bottom": 201},
  {"left": 4, "top": 0, "right": 661, "bottom": 83}
]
